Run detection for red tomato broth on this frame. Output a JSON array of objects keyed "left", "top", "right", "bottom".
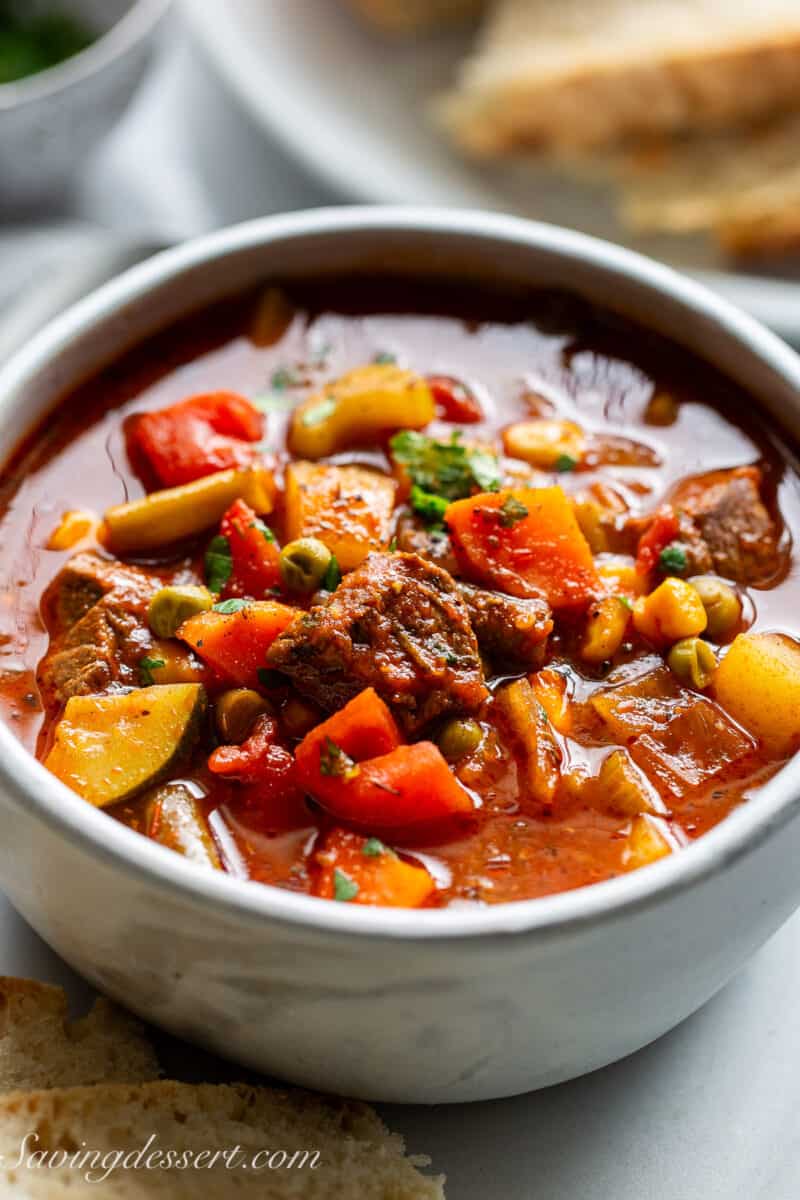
[{"left": 0, "top": 277, "right": 798, "bottom": 908}]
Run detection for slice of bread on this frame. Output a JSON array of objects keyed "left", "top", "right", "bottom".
[
  {"left": 344, "top": 0, "right": 485, "bottom": 34},
  {"left": 439, "top": 0, "right": 800, "bottom": 155},
  {"left": 0, "top": 977, "right": 159, "bottom": 1093},
  {"left": 0, "top": 1080, "right": 445, "bottom": 1197}
]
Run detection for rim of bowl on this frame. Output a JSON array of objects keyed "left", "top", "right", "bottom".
[
  {"left": 0, "top": 0, "right": 172, "bottom": 110},
  {"left": 0, "top": 205, "right": 799, "bottom": 944}
]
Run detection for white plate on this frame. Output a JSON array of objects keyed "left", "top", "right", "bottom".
[{"left": 181, "top": 0, "right": 800, "bottom": 343}]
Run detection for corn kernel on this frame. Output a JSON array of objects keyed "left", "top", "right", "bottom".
[
  {"left": 582, "top": 595, "right": 631, "bottom": 663},
  {"left": 633, "top": 577, "right": 707, "bottom": 645},
  {"left": 503, "top": 419, "right": 585, "bottom": 470}
]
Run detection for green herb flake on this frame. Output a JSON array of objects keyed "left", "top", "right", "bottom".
[
  {"left": 212, "top": 598, "right": 252, "bottom": 615},
  {"left": 388, "top": 536, "right": 398, "bottom": 553},
  {"left": 302, "top": 396, "right": 337, "bottom": 428},
  {"left": 390, "top": 430, "right": 501, "bottom": 504},
  {"left": 362, "top": 837, "right": 386, "bottom": 857},
  {"left": 373, "top": 351, "right": 397, "bottom": 365},
  {"left": 321, "top": 553, "right": 341, "bottom": 593},
  {"left": 333, "top": 868, "right": 359, "bottom": 902},
  {"left": 617, "top": 594, "right": 634, "bottom": 611},
  {"left": 205, "top": 534, "right": 233, "bottom": 594},
  {"left": 250, "top": 518, "right": 275, "bottom": 544},
  {"left": 658, "top": 543, "right": 688, "bottom": 576},
  {"left": 554, "top": 453, "right": 578, "bottom": 473},
  {"left": 319, "top": 737, "right": 360, "bottom": 782},
  {"left": 410, "top": 485, "right": 449, "bottom": 525},
  {"left": 498, "top": 495, "right": 529, "bottom": 528},
  {"left": 139, "top": 657, "right": 165, "bottom": 686},
  {"left": 271, "top": 366, "right": 300, "bottom": 390}
]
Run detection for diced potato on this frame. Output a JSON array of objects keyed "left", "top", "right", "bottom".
[
  {"left": 104, "top": 466, "right": 275, "bottom": 555},
  {"left": 596, "top": 555, "right": 647, "bottom": 598},
  {"left": 47, "top": 509, "right": 100, "bottom": 551},
  {"left": 622, "top": 815, "right": 675, "bottom": 871},
  {"left": 581, "top": 595, "right": 631, "bottom": 663},
  {"left": 284, "top": 461, "right": 397, "bottom": 570},
  {"left": 503, "top": 419, "right": 585, "bottom": 469},
  {"left": 633, "top": 577, "right": 707, "bottom": 645},
  {"left": 289, "top": 364, "right": 435, "bottom": 459},
  {"left": 713, "top": 632, "right": 800, "bottom": 757}
]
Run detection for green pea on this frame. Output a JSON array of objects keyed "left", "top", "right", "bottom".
[
  {"left": 279, "top": 537, "right": 332, "bottom": 592},
  {"left": 147, "top": 585, "right": 213, "bottom": 639},
  {"left": 437, "top": 717, "right": 483, "bottom": 762},
  {"left": 215, "top": 689, "right": 273, "bottom": 744},
  {"left": 667, "top": 637, "right": 717, "bottom": 690},
  {"left": 689, "top": 576, "right": 742, "bottom": 641}
]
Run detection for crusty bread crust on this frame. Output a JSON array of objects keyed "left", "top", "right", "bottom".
[
  {"left": 0, "top": 977, "right": 158, "bottom": 1094},
  {"left": 345, "top": 0, "right": 484, "bottom": 34},
  {"left": 440, "top": 0, "right": 800, "bottom": 154},
  {"left": 0, "top": 1080, "right": 445, "bottom": 1197}
]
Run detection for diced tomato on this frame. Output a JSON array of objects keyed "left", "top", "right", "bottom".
[
  {"left": 127, "top": 392, "right": 264, "bottom": 488},
  {"left": 427, "top": 375, "right": 483, "bottom": 424},
  {"left": 220, "top": 499, "right": 281, "bottom": 598},
  {"left": 179, "top": 600, "right": 295, "bottom": 691},
  {"left": 209, "top": 714, "right": 307, "bottom": 827},
  {"left": 294, "top": 687, "right": 402, "bottom": 808},
  {"left": 312, "top": 828, "right": 435, "bottom": 908},
  {"left": 446, "top": 486, "right": 599, "bottom": 610},
  {"left": 635, "top": 505, "right": 680, "bottom": 575}
]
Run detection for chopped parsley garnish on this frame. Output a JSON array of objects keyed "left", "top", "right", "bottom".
[
  {"left": 554, "top": 453, "right": 578, "bottom": 473},
  {"left": 617, "top": 594, "right": 634, "bottom": 611},
  {"left": 333, "top": 868, "right": 359, "bottom": 902},
  {"left": 498, "top": 495, "right": 529, "bottom": 528},
  {"left": 205, "top": 534, "right": 233, "bottom": 594},
  {"left": 410, "top": 485, "right": 449, "bottom": 525},
  {"left": 362, "top": 837, "right": 386, "bottom": 857},
  {"left": 390, "top": 430, "right": 501, "bottom": 504},
  {"left": 373, "top": 351, "right": 397, "bottom": 365},
  {"left": 212, "top": 598, "right": 251, "bottom": 614},
  {"left": 139, "top": 657, "right": 165, "bottom": 686},
  {"left": 271, "top": 366, "right": 300, "bottom": 390},
  {"left": 658, "top": 543, "right": 688, "bottom": 575},
  {"left": 302, "top": 396, "right": 337, "bottom": 428},
  {"left": 319, "top": 738, "right": 360, "bottom": 782},
  {"left": 321, "top": 553, "right": 341, "bottom": 593},
  {"left": 249, "top": 518, "right": 275, "bottom": 543},
  {"left": 388, "top": 536, "right": 398, "bottom": 553}
]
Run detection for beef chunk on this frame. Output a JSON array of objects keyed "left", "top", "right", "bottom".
[
  {"left": 672, "top": 467, "right": 782, "bottom": 585},
  {"left": 38, "top": 553, "right": 159, "bottom": 706},
  {"left": 267, "top": 552, "right": 487, "bottom": 733},
  {"left": 394, "top": 512, "right": 460, "bottom": 575},
  {"left": 458, "top": 582, "right": 552, "bottom": 671}
]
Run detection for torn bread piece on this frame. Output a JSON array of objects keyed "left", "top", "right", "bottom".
[
  {"left": 344, "top": 0, "right": 484, "bottom": 34},
  {"left": 438, "top": 0, "right": 800, "bottom": 156},
  {"left": 0, "top": 1080, "right": 445, "bottom": 1198},
  {"left": 0, "top": 977, "right": 159, "bottom": 1093}
]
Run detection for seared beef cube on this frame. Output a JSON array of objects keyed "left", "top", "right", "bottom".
[
  {"left": 671, "top": 467, "right": 782, "bottom": 586},
  {"left": 267, "top": 552, "right": 487, "bottom": 733},
  {"left": 394, "top": 511, "right": 460, "bottom": 575},
  {"left": 458, "top": 582, "right": 552, "bottom": 671},
  {"left": 38, "top": 553, "right": 159, "bottom": 705}
]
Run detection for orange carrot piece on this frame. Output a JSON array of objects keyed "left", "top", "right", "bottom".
[
  {"left": 179, "top": 600, "right": 295, "bottom": 691},
  {"left": 313, "top": 828, "right": 435, "bottom": 908}
]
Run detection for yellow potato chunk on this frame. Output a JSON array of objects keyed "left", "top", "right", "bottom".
[
  {"left": 633, "top": 577, "right": 707, "bottom": 645},
  {"left": 713, "top": 632, "right": 800, "bottom": 757},
  {"left": 289, "top": 364, "right": 435, "bottom": 459},
  {"left": 284, "top": 461, "right": 397, "bottom": 570},
  {"left": 582, "top": 595, "right": 631, "bottom": 663},
  {"left": 503, "top": 419, "right": 585, "bottom": 469}
]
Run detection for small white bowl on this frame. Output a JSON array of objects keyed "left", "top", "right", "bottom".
[
  {"left": 0, "top": 0, "right": 171, "bottom": 206},
  {"left": 0, "top": 208, "right": 799, "bottom": 1103}
]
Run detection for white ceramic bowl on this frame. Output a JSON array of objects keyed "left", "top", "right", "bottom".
[
  {"left": 0, "top": 0, "right": 171, "bottom": 207},
  {"left": 0, "top": 209, "right": 799, "bottom": 1104}
]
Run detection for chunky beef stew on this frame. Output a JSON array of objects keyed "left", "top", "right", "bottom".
[{"left": 1, "top": 279, "right": 798, "bottom": 908}]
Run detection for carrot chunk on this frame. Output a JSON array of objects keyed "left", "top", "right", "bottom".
[
  {"left": 179, "top": 601, "right": 295, "bottom": 691},
  {"left": 294, "top": 687, "right": 402, "bottom": 807},
  {"left": 446, "top": 486, "right": 599, "bottom": 609},
  {"left": 313, "top": 828, "right": 435, "bottom": 908}
]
